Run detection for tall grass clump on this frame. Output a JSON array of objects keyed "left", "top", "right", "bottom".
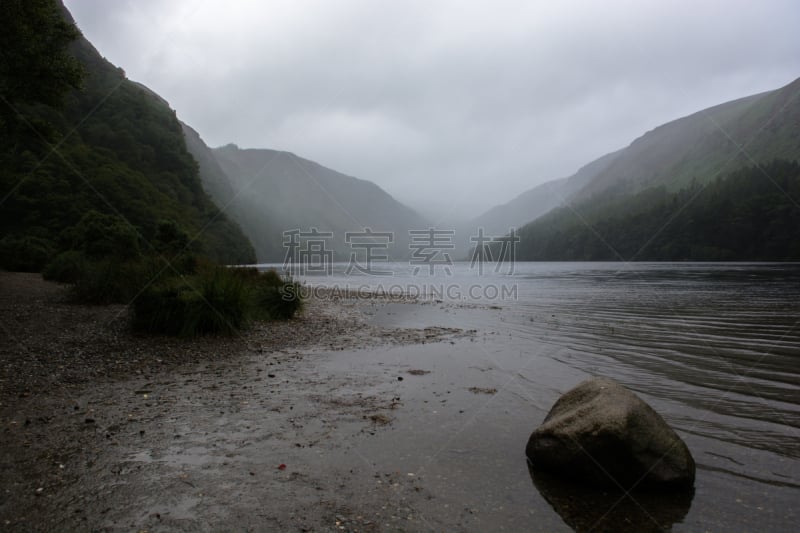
[
  {"left": 190, "top": 266, "right": 251, "bottom": 333},
  {"left": 42, "top": 238, "right": 304, "bottom": 337},
  {"left": 33, "top": 213, "right": 302, "bottom": 337},
  {"left": 132, "top": 265, "right": 250, "bottom": 336},
  {"left": 249, "top": 268, "right": 304, "bottom": 320},
  {"left": 130, "top": 278, "right": 192, "bottom": 335},
  {"left": 131, "top": 266, "right": 305, "bottom": 336}
]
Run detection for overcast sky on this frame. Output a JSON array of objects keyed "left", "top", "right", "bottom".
[{"left": 64, "top": 0, "right": 800, "bottom": 221}]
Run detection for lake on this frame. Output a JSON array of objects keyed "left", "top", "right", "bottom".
[{"left": 283, "top": 261, "right": 800, "bottom": 531}]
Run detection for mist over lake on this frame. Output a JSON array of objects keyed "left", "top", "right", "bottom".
[{"left": 3, "top": 1, "right": 799, "bottom": 530}]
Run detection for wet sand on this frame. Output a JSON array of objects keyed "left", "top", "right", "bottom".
[
  {"left": 2, "top": 270, "right": 797, "bottom": 531},
  {"left": 0, "top": 273, "right": 476, "bottom": 531}
]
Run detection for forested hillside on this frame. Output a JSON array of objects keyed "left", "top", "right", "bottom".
[
  {"left": 0, "top": 0, "right": 255, "bottom": 271},
  {"left": 516, "top": 160, "right": 800, "bottom": 261},
  {"left": 469, "top": 150, "right": 622, "bottom": 237},
  {"left": 474, "top": 77, "right": 799, "bottom": 255},
  {"left": 574, "top": 77, "right": 800, "bottom": 201}
]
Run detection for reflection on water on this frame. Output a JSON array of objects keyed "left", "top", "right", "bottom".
[
  {"left": 270, "top": 261, "right": 800, "bottom": 531},
  {"left": 529, "top": 466, "right": 694, "bottom": 532}
]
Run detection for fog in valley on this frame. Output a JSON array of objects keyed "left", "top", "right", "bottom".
[{"left": 64, "top": 0, "right": 800, "bottom": 223}]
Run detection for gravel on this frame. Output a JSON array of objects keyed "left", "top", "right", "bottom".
[
  {"left": 0, "top": 272, "right": 463, "bottom": 403},
  {"left": 0, "top": 272, "right": 471, "bottom": 530}
]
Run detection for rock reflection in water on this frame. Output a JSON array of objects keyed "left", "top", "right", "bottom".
[{"left": 529, "top": 464, "right": 694, "bottom": 532}]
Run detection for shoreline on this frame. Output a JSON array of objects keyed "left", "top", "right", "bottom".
[
  {"left": 4, "top": 270, "right": 796, "bottom": 531},
  {"left": 0, "top": 272, "right": 465, "bottom": 400},
  {"left": 0, "top": 271, "right": 472, "bottom": 531}
]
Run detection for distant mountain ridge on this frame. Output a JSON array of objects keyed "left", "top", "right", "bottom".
[
  {"left": 181, "top": 122, "right": 237, "bottom": 207},
  {"left": 515, "top": 160, "right": 800, "bottom": 261},
  {"left": 509, "top": 77, "right": 800, "bottom": 261},
  {"left": 572, "top": 81, "right": 800, "bottom": 200},
  {"left": 471, "top": 77, "right": 800, "bottom": 240},
  {"left": 40, "top": 0, "right": 797, "bottom": 268},
  {"left": 468, "top": 150, "right": 622, "bottom": 237},
  {"left": 181, "top": 136, "right": 430, "bottom": 263}
]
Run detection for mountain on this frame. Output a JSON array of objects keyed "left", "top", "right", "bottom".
[
  {"left": 473, "top": 77, "right": 800, "bottom": 241},
  {"left": 0, "top": 1, "right": 255, "bottom": 270},
  {"left": 181, "top": 122, "right": 237, "bottom": 207},
  {"left": 186, "top": 143, "right": 429, "bottom": 263},
  {"left": 573, "top": 79, "right": 800, "bottom": 201},
  {"left": 467, "top": 150, "right": 622, "bottom": 237},
  {"left": 513, "top": 78, "right": 800, "bottom": 261},
  {"left": 516, "top": 160, "right": 800, "bottom": 261}
]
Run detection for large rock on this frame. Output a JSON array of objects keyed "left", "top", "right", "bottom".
[{"left": 526, "top": 377, "right": 695, "bottom": 489}]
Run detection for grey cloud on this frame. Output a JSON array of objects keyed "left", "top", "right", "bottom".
[{"left": 64, "top": 0, "right": 800, "bottom": 220}]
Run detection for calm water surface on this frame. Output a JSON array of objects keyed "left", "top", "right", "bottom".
[{"left": 278, "top": 262, "right": 800, "bottom": 531}]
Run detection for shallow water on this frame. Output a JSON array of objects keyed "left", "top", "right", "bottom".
[{"left": 289, "top": 262, "right": 800, "bottom": 531}]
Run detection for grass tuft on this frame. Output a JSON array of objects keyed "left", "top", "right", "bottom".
[{"left": 130, "top": 266, "right": 303, "bottom": 337}]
